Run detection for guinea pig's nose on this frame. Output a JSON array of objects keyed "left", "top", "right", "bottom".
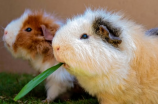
[
  {"left": 54, "top": 46, "right": 60, "bottom": 51},
  {"left": 4, "top": 31, "right": 8, "bottom": 35}
]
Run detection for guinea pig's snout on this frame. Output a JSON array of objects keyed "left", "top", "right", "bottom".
[
  {"left": 4, "top": 31, "right": 8, "bottom": 35},
  {"left": 54, "top": 45, "right": 60, "bottom": 51},
  {"left": 53, "top": 45, "right": 64, "bottom": 63},
  {"left": 56, "top": 46, "right": 60, "bottom": 51}
]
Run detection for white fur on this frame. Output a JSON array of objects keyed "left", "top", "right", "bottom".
[
  {"left": 53, "top": 9, "right": 146, "bottom": 103},
  {"left": 3, "top": 10, "right": 75, "bottom": 102},
  {"left": 3, "top": 10, "right": 30, "bottom": 56}
]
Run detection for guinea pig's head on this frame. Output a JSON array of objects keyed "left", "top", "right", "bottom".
[
  {"left": 53, "top": 9, "right": 137, "bottom": 76},
  {"left": 3, "top": 9, "right": 61, "bottom": 59}
]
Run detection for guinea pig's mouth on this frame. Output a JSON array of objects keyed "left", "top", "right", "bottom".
[
  {"left": 4, "top": 41, "right": 11, "bottom": 48},
  {"left": 6, "top": 43, "right": 11, "bottom": 48},
  {"left": 63, "top": 63, "right": 70, "bottom": 69},
  {"left": 3, "top": 37, "right": 10, "bottom": 48},
  {"left": 54, "top": 54, "right": 70, "bottom": 69}
]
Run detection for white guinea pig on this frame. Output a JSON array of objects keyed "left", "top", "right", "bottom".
[
  {"left": 53, "top": 9, "right": 158, "bottom": 104},
  {"left": 3, "top": 10, "right": 75, "bottom": 102}
]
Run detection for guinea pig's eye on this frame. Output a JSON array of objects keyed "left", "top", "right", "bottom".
[
  {"left": 80, "top": 34, "right": 89, "bottom": 39},
  {"left": 25, "top": 27, "right": 32, "bottom": 32}
]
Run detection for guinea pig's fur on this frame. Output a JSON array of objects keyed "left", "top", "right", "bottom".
[
  {"left": 146, "top": 28, "right": 158, "bottom": 35},
  {"left": 3, "top": 10, "right": 75, "bottom": 102},
  {"left": 53, "top": 9, "right": 158, "bottom": 104}
]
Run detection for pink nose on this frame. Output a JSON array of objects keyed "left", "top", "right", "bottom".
[
  {"left": 55, "top": 46, "right": 60, "bottom": 51},
  {"left": 4, "top": 31, "right": 8, "bottom": 35}
]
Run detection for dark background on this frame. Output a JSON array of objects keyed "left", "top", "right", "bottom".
[{"left": 0, "top": 0, "right": 158, "bottom": 73}]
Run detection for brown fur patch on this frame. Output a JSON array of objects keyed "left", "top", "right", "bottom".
[{"left": 13, "top": 11, "right": 60, "bottom": 62}]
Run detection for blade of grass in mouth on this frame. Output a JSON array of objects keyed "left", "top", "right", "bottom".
[{"left": 14, "top": 63, "right": 63, "bottom": 101}]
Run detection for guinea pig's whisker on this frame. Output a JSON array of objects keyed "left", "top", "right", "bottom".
[
  {"left": 0, "top": 26, "right": 5, "bottom": 35},
  {"left": 0, "top": 26, "right": 5, "bottom": 30}
]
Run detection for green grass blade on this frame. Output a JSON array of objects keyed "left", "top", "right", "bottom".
[{"left": 14, "top": 63, "right": 63, "bottom": 101}]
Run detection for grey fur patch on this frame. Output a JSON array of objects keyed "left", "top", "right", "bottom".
[
  {"left": 92, "top": 17, "right": 122, "bottom": 47},
  {"left": 146, "top": 28, "right": 158, "bottom": 36}
]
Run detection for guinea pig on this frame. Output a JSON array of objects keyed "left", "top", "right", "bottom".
[
  {"left": 146, "top": 27, "right": 158, "bottom": 35},
  {"left": 2, "top": 10, "right": 75, "bottom": 102},
  {"left": 53, "top": 9, "right": 158, "bottom": 104}
]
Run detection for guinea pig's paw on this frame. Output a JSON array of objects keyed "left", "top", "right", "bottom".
[
  {"left": 42, "top": 98, "right": 51, "bottom": 104},
  {"left": 58, "top": 92, "right": 71, "bottom": 101}
]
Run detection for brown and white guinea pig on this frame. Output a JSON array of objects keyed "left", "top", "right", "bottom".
[
  {"left": 2, "top": 10, "right": 75, "bottom": 102},
  {"left": 53, "top": 9, "right": 158, "bottom": 104},
  {"left": 146, "top": 27, "right": 158, "bottom": 35}
]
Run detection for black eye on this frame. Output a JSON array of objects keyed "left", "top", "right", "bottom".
[
  {"left": 80, "top": 34, "right": 89, "bottom": 39},
  {"left": 25, "top": 27, "right": 32, "bottom": 32}
]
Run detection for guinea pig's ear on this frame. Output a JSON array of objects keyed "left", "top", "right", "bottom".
[
  {"left": 99, "top": 25, "right": 122, "bottom": 47},
  {"left": 93, "top": 17, "right": 122, "bottom": 47},
  {"left": 41, "top": 25, "right": 54, "bottom": 41}
]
